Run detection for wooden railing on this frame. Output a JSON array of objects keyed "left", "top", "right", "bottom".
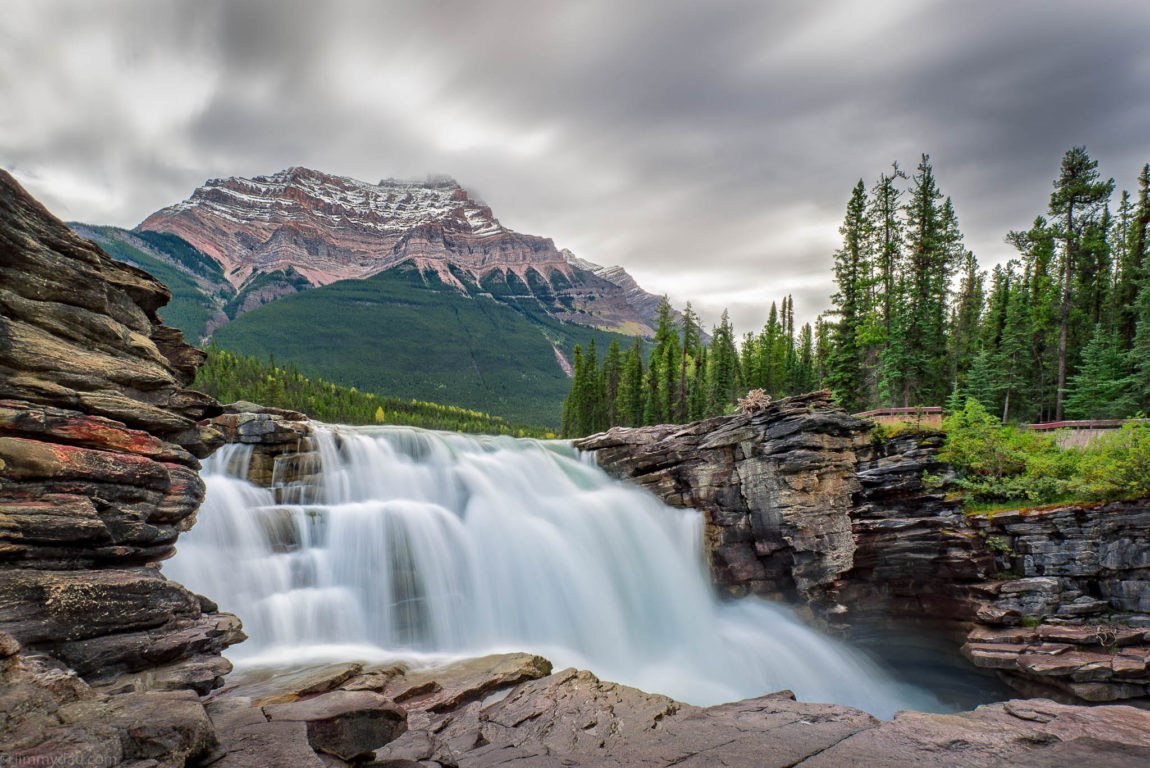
[
  {"left": 853, "top": 407, "right": 943, "bottom": 418},
  {"left": 852, "top": 406, "right": 943, "bottom": 428},
  {"left": 1020, "top": 419, "right": 1148, "bottom": 431}
]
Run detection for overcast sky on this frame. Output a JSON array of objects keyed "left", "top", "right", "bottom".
[{"left": 3, "top": 1, "right": 1149, "bottom": 332}]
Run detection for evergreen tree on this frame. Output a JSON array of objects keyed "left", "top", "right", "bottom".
[
  {"left": 949, "top": 250, "right": 984, "bottom": 392},
  {"left": 901, "top": 155, "right": 957, "bottom": 406},
  {"left": 964, "top": 350, "right": 1001, "bottom": 414},
  {"left": 826, "top": 179, "right": 871, "bottom": 411},
  {"left": 1047, "top": 146, "right": 1115, "bottom": 420},
  {"left": 677, "top": 302, "right": 701, "bottom": 420},
  {"left": 616, "top": 338, "right": 645, "bottom": 426},
  {"left": 869, "top": 162, "right": 906, "bottom": 340},
  {"left": 1065, "top": 325, "right": 1137, "bottom": 419},
  {"left": 708, "top": 310, "right": 739, "bottom": 415},
  {"left": 1131, "top": 242, "right": 1150, "bottom": 409}
]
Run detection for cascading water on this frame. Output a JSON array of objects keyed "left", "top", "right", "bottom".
[{"left": 166, "top": 425, "right": 942, "bottom": 718}]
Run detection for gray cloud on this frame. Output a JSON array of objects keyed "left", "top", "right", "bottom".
[{"left": 3, "top": 0, "right": 1148, "bottom": 333}]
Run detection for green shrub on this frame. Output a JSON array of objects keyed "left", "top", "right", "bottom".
[
  {"left": 941, "top": 398, "right": 1080, "bottom": 505},
  {"left": 1071, "top": 418, "right": 1150, "bottom": 501}
]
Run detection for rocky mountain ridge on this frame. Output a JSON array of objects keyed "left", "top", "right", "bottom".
[{"left": 136, "top": 167, "right": 673, "bottom": 337}]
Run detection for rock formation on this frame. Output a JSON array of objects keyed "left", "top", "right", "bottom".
[
  {"left": 0, "top": 169, "right": 243, "bottom": 762},
  {"left": 208, "top": 652, "right": 1150, "bottom": 767},
  {"left": 136, "top": 167, "right": 673, "bottom": 336},
  {"left": 577, "top": 393, "right": 1150, "bottom": 704}
]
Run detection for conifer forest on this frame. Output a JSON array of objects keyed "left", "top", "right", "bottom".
[{"left": 562, "top": 148, "right": 1150, "bottom": 436}]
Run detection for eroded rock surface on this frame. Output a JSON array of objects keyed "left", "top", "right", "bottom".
[
  {"left": 208, "top": 653, "right": 1150, "bottom": 768},
  {"left": 577, "top": 395, "right": 1150, "bottom": 704},
  {"left": 0, "top": 170, "right": 243, "bottom": 763}
]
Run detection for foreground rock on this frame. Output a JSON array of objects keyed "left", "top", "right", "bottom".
[
  {"left": 207, "top": 653, "right": 1150, "bottom": 768},
  {"left": 0, "top": 170, "right": 243, "bottom": 762},
  {"left": 577, "top": 395, "right": 1150, "bottom": 704}
]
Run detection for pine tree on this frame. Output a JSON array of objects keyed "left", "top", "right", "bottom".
[
  {"left": 903, "top": 156, "right": 961, "bottom": 406},
  {"left": 826, "top": 179, "right": 871, "bottom": 411},
  {"left": 1047, "top": 146, "right": 1115, "bottom": 420},
  {"left": 869, "top": 163, "right": 906, "bottom": 340},
  {"left": 602, "top": 339, "right": 623, "bottom": 427},
  {"left": 616, "top": 338, "right": 645, "bottom": 426},
  {"left": 964, "top": 350, "right": 1001, "bottom": 414},
  {"left": 1131, "top": 242, "right": 1150, "bottom": 410},
  {"left": 677, "top": 302, "right": 701, "bottom": 420},
  {"left": 1065, "top": 324, "right": 1137, "bottom": 419},
  {"left": 708, "top": 310, "right": 739, "bottom": 415},
  {"left": 949, "top": 250, "right": 984, "bottom": 392}
]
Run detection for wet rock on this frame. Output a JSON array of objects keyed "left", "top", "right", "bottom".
[{"left": 266, "top": 690, "right": 407, "bottom": 761}]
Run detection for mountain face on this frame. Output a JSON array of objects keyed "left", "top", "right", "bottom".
[
  {"left": 136, "top": 167, "right": 669, "bottom": 337},
  {"left": 73, "top": 167, "right": 689, "bottom": 425}
]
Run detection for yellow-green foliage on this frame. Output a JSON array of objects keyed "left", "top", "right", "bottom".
[
  {"left": 1072, "top": 419, "right": 1150, "bottom": 501},
  {"left": 941, "top": 398, "right": 1150, "bottom": 506},
  {"left": 941, "top": 398, "right": 1080, "bottom": 505},
  {"left": 194, "top": 345, "right": 555, "bottom": 438}
]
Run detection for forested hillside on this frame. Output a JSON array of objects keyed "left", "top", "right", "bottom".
[
  {"left": 213, "top": 263, "right": 634, "bottom": 426},
  {"left": 194, "top": 346, "right": 553, "bottom": 436},
  {"left": 562, "top": 148, "right": 1150, "bottom": 435}
]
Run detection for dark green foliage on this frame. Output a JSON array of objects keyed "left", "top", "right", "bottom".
[
  {"left": 824, "top": 147, "right": 1149, "bottom": 424},
  {"left": 195, "top": 345, "right": 552, "bottom": 437},
  {"left": 560, "top": 296, "right": 821, "bottom": 437},
  {"left": 826, "top": 180, "right": 872, "bottom": 412},
  {"left": 1064, "top": 325, "right": 1137, "bottom": 419},
  {"left": 214, "top": 265, "right": 633, "bottom": 427},
  {"left": 133, "top": 230, "right": 226, "bottom": 281}
]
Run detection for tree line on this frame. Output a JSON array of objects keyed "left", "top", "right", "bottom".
[
  {"left": 561, "top": 147, "right": 1150, "bottom": 436},
  {"left": 195, "top": 345, "right": 555, "bottom": 437},
  {"left": 561, "top": 297, "right": 822, "bottom": 436},
  {"left": 827, "top": 148, "right": 1150, "bottom": 422}
]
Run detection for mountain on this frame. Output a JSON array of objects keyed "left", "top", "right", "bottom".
[
  {"left": 135, "top": 167, "right": 670, "bottom": 338},
  {"left": 73, "top": 167, "right": 694, "bottom": 425},
  {"left": 210, "top": 264, "right": 635, "bottom": 426}
]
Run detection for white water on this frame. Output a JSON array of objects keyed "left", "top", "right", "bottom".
[{"left": 166, "top": 426, "right": 941, "bottom": 717}]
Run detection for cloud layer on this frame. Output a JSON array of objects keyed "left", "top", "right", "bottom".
[{"left": 3, "top": 0, "right": 1148, "bottom": 331}]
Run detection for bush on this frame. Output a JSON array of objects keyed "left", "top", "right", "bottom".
[
  {"left": 940, "top": 398, "right": 1080, "bottom": 505},
  {"left": 1072, "top": 419, "right": 1150, "bottom": 501}
]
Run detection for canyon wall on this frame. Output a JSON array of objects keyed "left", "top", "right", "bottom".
[{"left": 576, "top": 393, "right": 1150, "bottom": 703}]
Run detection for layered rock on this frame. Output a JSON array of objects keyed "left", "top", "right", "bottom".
[
  {"left": 961, "top": 503, "right": 1150, "bottom": 701},
  {"left": 577, "top": 394, "right": 1150, "bottom": 703},
  {"left": 207, "top": 652, "right": 1150, "bottom": 768},
  {"left": 0, "top": 170, "right": 243, "bottom": 761},
  {"left": 211, "top": 401, "right": 320, "bottom": 501},
  {"left": 137, "top": 167, "right": 671, "bottom": 336},
  {"left": 578, "top": 392, "right": 995, "bottom": 623}
]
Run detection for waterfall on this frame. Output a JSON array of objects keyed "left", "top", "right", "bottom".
[{"left": 166, "top": 426, "right": 941, "bottom": 717}]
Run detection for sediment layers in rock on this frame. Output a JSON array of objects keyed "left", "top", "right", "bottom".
[
  {"left": 0, "top": 170, "right": 243, "bottom": 762},
  {"left": 577, "top": 394, "right": 1150, "bottom": 703}
]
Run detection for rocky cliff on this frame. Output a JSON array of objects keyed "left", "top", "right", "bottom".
[
  {"left": 577, "top": 394, "right": 1150, "bottom": 704},
  {"left": 0, "top": 169, "right": 243, "bottom": 762}
]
